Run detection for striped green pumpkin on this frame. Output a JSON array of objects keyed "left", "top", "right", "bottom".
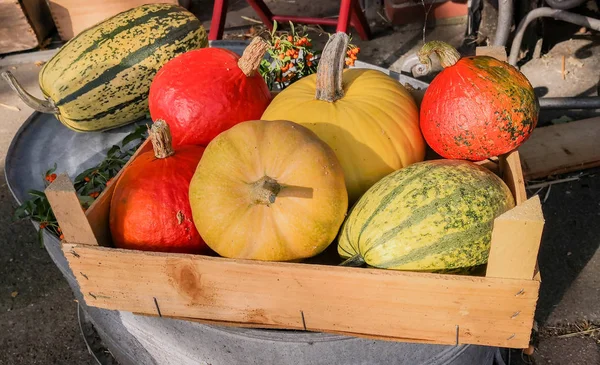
[
  {"left": 338, "top": 160, "right": 515, "bottom": 272},
  {"left": 5, "top": 4, "right": 207, "bottom": 132}
]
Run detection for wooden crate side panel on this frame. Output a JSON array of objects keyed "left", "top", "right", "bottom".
[
  {"left": 21, "top": 0, "right": 55, "bottom": 42},
  {"left": 63, "top": 244, "right": 539, "bottom": 349}
]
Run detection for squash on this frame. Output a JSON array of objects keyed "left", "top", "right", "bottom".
[
  {"left": 188, "top": 119, "right": 348, "bottom": 261},
  {"left": 261, "top": 32, "right": 425, "bottom": 204},
  {"left": 2, "top": 4, "right": 207, "bottom": 132},
  {"left": 149, "top": 37, "right": 272, "bottom": 147},
  {"left": 110, "top": 120, "right": 206, "bottom": 254},
  {"left": 338, "top": 159, "right": 515, "bottom": 272},
  {"left": 418, "top": 41, "right": 539, "bottom": 161}
]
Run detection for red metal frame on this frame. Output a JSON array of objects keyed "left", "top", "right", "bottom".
[{"left": 208, "top": 0, "right": 372, "bottom": 41}]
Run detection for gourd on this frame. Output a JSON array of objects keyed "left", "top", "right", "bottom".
[
  {"left": 149, "top": 37, "right": 272, "bottom": 147},
  {"left": 418, "top": 41, "right": 539, "bottom": 161},
  {"left": 261, "top": 32, "right": 425, "bottom": 204},
  {"left": 339, "top": 159, "right": 515, "bottom": 272},
  {"left": 188, "top": 119, "right": 348, "bottom": 261},
  {"left": 110, "top": 120, "right": 206, "bottom": 254},
  {"left": 2, "top": 4, "right": 207, "bottom": 132}
]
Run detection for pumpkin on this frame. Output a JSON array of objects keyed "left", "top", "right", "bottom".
[
  {"left": 148, "top": 37, "right": 272, "bottom": 147},
  {"left": 417, "top": 41, "right": 539, "bottom": 161},
  {"left": 338, "top": 159, "right": 515, "bottom": 272},
  {"left": 2, "top": 4, "right": 207, "bottom": 132},
  {"left": 188, "top": 119, "right": 348, "bottom": 261},
  {"left": 110, "top": 120, "right": 206, "bottom": 254},
  {"left": 261, "top": 32, "right": 425, "bottom": 204}
]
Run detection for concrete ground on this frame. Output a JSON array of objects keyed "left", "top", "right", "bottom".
[{"left": 0, "top": 1, "right": 598, "bottom": 364}]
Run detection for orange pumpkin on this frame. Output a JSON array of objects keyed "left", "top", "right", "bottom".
[
  {"left": 110, "top": 121, "right": 206, "bottom": 254},
  {"left": 188, "top": 119, "right": 348, "bottom": 261}
]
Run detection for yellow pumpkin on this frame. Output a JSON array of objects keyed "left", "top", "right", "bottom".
[
  {"left": 261, "top": 32, "right": 425, "bottom": 203},
  {"left": 188, "top": 119, "right": 348, "bottom": 261}
]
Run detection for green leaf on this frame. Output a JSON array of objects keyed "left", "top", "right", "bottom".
[
  {"left": 289, "top": 21, "right": 295, "bottom": 36},
  {"left": 44, "top": 163, "right": 57, "bottom": 178},
  {"left": 27, "top": 190, "right": 46, "bottom": 199},
  {"left": 78, "top": 195, "right": 96, "bottom": 206},
  {"left": 272, "top": 20, "right": 278, "bottom": 37},
  {"left": 37, "top": 227, "right": 44, "bottom": 248},
  {"left": 107, "top": 145, "right": 121, "bottom": 157}
]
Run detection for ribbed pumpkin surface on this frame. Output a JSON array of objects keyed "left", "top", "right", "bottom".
[
  {"left": 39, "top": 4, "right": 207, "bottom": 131},
  {"left": 338, "top": 160, "right": 515, "bottom": 271}
]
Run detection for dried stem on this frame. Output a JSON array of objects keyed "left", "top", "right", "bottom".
[
  {"left": 315, "top": 32, "right": 349, "bottom": 102},
  {"left": 238, "top": 37, "right": 269, "bottom": 76},
  {"left": 417, "top": 41, "right": 461, "bottom": 72},
  {"left": 149, "top": 120, "right": 175, "bottom": 159}
]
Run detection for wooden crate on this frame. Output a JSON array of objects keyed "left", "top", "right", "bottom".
[
  {"left": 46, "top": 139, "right": 544, "bottom": 349},
  {"left": 47, "top": 0, "right": 180, "bottom": 41},
  {"left": 0, "top": 0, "right": 54, "bottom": 54}
]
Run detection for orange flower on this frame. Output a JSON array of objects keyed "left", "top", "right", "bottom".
[
  {"left": 45, "top": 173, "right": 57, "bottom": 183},
  {"left": 307, "top": 61, "right": 312, "bottom": 67},
  {"left": 350, "top": 54, "right": 357, "bottom": 60},
  {"left": 306, "top": 53, "right": 313, "bottom": 60},
  {"left": 287, "top": 35, "right": 293, "bottom": 42},
  {"left": 353, "top": 47, "right": 360, "bottom": 54},
  {"left": 89, "top": 191, "right": 100, "bottom": 198},
  {"left": 39, "top": 222, "right": 48, "bottom": 229},
  {"left": 59, "top": 234, "right": 64, "bottom": 240},
  {"left": 345, "top": 59, "right": 354, "bottom": 66},
  {"left": 84, "top": 176, "right": 90, "bottom": 182},
  {"left": 57, "top": 227, "right": 62, "bottom": 233},
  {"left": 278, "top": 53, "right": 285, "bottom": 60}
]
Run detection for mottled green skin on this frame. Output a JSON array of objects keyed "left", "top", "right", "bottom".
[{"left": 338, "top": 160, "right": 515, "bottom": 272}]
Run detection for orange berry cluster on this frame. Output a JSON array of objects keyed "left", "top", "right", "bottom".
[
  {"left": 45, "top": 173, "right": 57, "bottom": 183},
  {"left": 346, "top": 46, "right": 360, "bottom": 67}
]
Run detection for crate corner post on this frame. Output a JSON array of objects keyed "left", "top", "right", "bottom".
[{"left": 45, "top": 173, "right": 99, "bottom": 246}]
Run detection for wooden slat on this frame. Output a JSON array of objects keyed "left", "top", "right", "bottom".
[
  {"left": 501, "top": 151, "right": 528, "bottom": 205},
  {"left": 47, "top": 0, "right": 178, "bottom": 40},
  {"left": 486, "top": 195, "right": 545, "bottom": 280},
  {"left": 0, "top": 0, "right": 38, "bottom": 54},
  {"left": 519, "top": 117, "right": 600, "bottom": 180},
  {"left": 85, "top": 138, "right": 153, "bottom": 247},
  {"left": 45, "top": 174, "right": 98, "bottom": 246},
  {"left": 63, "top": 243, "right": 539, "bottom": 349}
]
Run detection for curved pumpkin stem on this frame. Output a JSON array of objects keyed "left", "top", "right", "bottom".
[
  {"left": 1, "top": 71, "right": 59, "bottom": 114},
  {"left": 315, "top": 32, "right": 349, "bottom": 103},
  {"left": 238, "top": 37, "right": 269, "bottom": 77},
  {"left": 417, "top": 41, "right": 461, "bottom": 72},
  {"left": 339, "top": 254, "right": 366, "bottom": 267},
  {"left": 149, "top": 120, "right": 175, "bottom": 159}
]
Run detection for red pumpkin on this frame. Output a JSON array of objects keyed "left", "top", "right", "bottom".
[
  {"left": 418, "top": 41, "right": 539, "bottom": 160},
  {"left": 109, "top": 121, "right": 206, "bottom": 254},
  {"left": 148, "top": 37, "right": 272, "bottom": 147}
]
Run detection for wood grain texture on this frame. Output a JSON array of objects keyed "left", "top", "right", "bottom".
[
  {"left": 0, "top": 0, "right": 38, "bottom": 54},
  {"left": 21, "top": 0, "right": 55, "bottom": 41},
  {"left": 64, "top": 243, "right": 539, "bottom": 348},
  {"left": 487, "top": 195, "right": 544, "bottom": 280},
  {"left": 45, "top": 174, "right": 98, "bottom": 245},
  {"left": 85, "top": 139, "right": 153, "bottom": 247},
  {"left": 501, "top": 151, "right": 527, "bottom": 205},
  {"left": 47, "top": 0, "right": 178, "bottom": 40},
  {"left": 518, "top": 117, "right": 600, "bottom": 179}
]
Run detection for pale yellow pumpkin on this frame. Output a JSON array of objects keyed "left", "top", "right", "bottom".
[
  {"left": 188, "top": 119, "right": 348, "bottom": 261},
  {"left": 261, "top": 32, "right": 425, "bottom": 203}
]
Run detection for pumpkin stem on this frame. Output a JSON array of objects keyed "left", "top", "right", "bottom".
[
  {"left": 149, "top": 120, "right": 175, "bottom": 159},
  {"left": 252, "top": 176, "right": 281, "bottom": 206},
  {"left": 417, "top": 41, "right": 461, "bottom": 72},
  {"left": 315, "top": 32, "right": 349, "bottom": 103},
  {"left": 238, "top": 37, "right": 269, "bottom": 77},
  {"left": 339, "top": 254, "right": 366, "bottom": 267},
  {"left": 1, "top": 71, "right": 59, "bottom": 114}
]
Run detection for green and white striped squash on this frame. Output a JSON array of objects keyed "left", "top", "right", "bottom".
[
  {"left": 2, "top": 4, "right": 207, "bottom": 132},
  {"left": 338, "top": 159, "right": 515, "bottom": 272}
]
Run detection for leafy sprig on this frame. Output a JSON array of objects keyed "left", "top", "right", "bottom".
[
  {"left": 13, "top": 124, "right": 148, "bottom": 246},
  {"left": 258, "top": 21, "right": 361, "bottom": 90}
]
